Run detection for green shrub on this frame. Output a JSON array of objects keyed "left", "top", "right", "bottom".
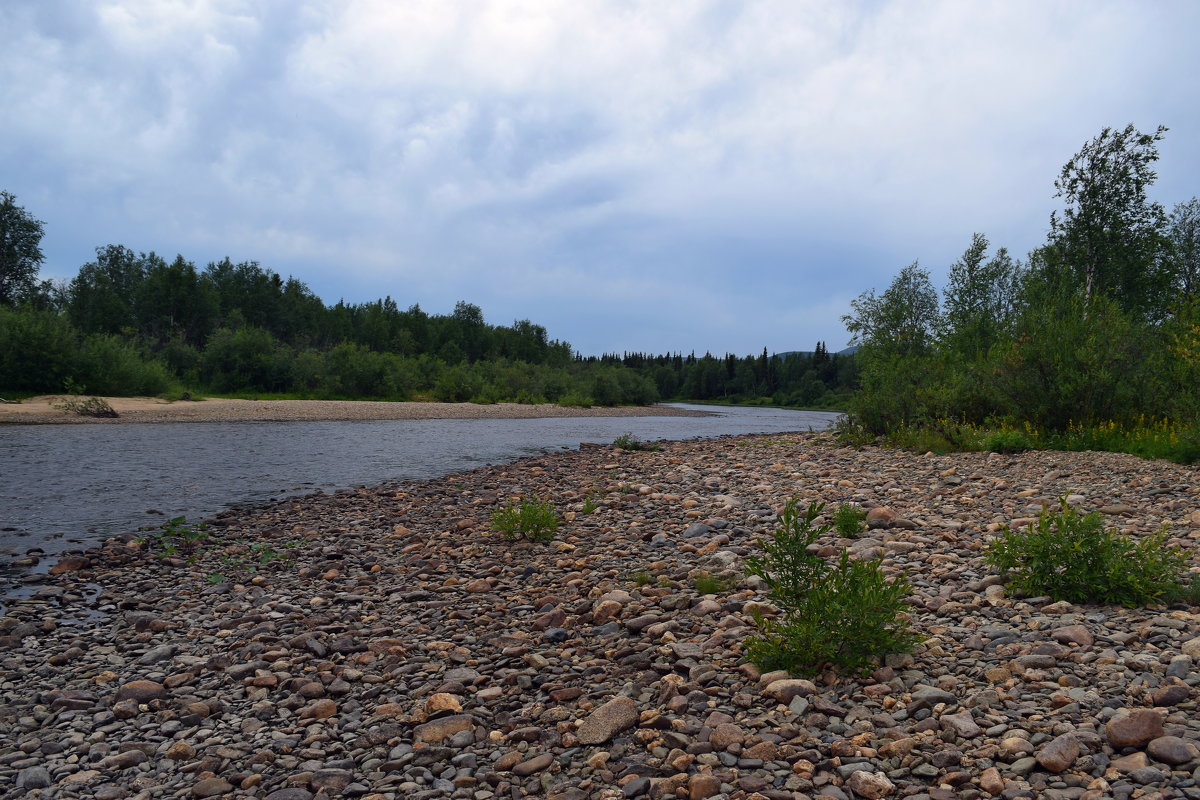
[
  {"left": 558, "top": 391, "right": 594, "bottom": 408},
  {"left": 744, "top": 500, "right": 916, "bottom": 676},
  {"left": 613, "top": 432, "right": 661, "bottom": 451},
  {"left": 492, "top": 495, "right": 559, "bottom": 542},
  {"left": 985, "top": 501, "right": 1189, "bottom": 607},
  {"left": 832, "top": 503, "right": 866, "bottom": 537},
  {"left": 52, "top": 395, "right": 119, "bottom": 418},
  {"left": 982, "top": 429, "right": 1033, "bottom": 454}
]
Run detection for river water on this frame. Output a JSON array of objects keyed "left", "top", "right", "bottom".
[{"left": 0, "top": 404, "right": 839, "bottom": 593}]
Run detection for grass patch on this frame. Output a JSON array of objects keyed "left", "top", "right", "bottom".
[
  {"left": 492, "top": 494, "right": 559, "bottom": 542},
  {"left": 837, "top": 417, "right": 1200, "bottom": 465},
  {"left": 693, "top": 571, "right": 736, "bottom": 595}
]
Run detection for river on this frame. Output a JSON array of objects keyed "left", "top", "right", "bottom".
[{"left": 0, "top": 403, "right": 839, "bottom": 596}]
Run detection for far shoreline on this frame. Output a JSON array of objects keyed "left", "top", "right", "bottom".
[{"left": 0, "top": 396, "right": 715, "bottom": 425}]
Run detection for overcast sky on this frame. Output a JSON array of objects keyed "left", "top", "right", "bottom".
[{"left": 3, "top": 1, "right": 1198, "bottom": 355}]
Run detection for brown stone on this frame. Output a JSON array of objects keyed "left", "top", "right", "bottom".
[
  {"left": 425, "top": 693, "right": 463, "bottom": 714},
  {"left": 1036, "top": 733, "right": 1080, "bottom": 773},
  {"left": 1151, "top": 684, "right": 1190, "bottom": 706},
  {"left": 49, "top": 556, "right": 90, "bottom": 575},
  {"left": 165, "top": 741, "right": 196, "bottom": 760},
  {"left": 1106, "top": 709, "right": 1164, "bottom": 748},
  {"left": 688, "top": 774, "right": 722, "bottom": 800},
  {"left": 414, "top": 714, "right": 475, "bottom": 743},
  {"left": 708, "top": 723, "right": 744, "bottom": 751},
  {"left": 979, "top": 767, "right": 1005, "bottom": 796},
  {"left": 512, "top": 753, "right": 554, "bottom": 777},
  {"left": 866, "top": 506, "right": 897, "bottom": 528},
  {"left": 192, "top": 778, "right": 234, "bottom": 798},
  {"left": 115, "top": 680, "right": 167, "bottom": 703},
  {"left": 299, "top": 699, "right": 338, "bottom": 720}
]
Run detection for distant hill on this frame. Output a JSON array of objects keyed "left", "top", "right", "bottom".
[{"left": 774, "top": 346, "right": 859, "bottom": 359}]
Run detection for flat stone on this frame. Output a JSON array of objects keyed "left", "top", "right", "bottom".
[
  {"left": 940, "top": 711, "right": 981, "bottom": 738},
  {"left": 577, "top": 696, "right": 639, "bottom": 745},
  {"left": 414, "top": 714, "right": 476, "bottom": 743},
  {"left": 1050, "top": 625, "right": 1094, "bottom": 648},
  {"left": 192, "top": 777, "right": 234, "bottom": 797},
  {"left": 115, "top": 680, "right": 167, "bottom": 703},
  {"left": 708, "top": 722, "right": 744, "bottom": 750},
  {"left": 265, "top": 790, "right": 314, "bottom": 800},
  {"left": 512, "top": 753, "right": 554, "bottom": 776},
  {"left": 1151, "top": 684, "right": 1190, "bottom": 706},
  {"left": 1181, "top": 637, "right": 1200, "bottom": 658},
  {"left": 762, "top": 678, "right": 816, "bottom": 704}
]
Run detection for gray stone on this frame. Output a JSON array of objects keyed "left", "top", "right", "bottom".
[{"left": 577, "top": 696, "right": 639, "bottom": 744}]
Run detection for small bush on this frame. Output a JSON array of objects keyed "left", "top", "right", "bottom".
[
  {"left": 613, "top": 432, "right": 661, "bottom": 451},
  {"left": 985, "top": 501, "right": 1189, "bottom": 607},
  {"left": 558, "top": 391, "right": 594, "bottom": 408},
  {"left": 492, "top": 495, "right": 559, "bottom": 542},
  {"left": 744, "top": 500, "right": 917, "bottom": 676},
  {"left": 632, "top": 570, "right": 652, "bottom": 588},
  {"left": 581, "top": 493, "right": 600, "bottom": 515},
  {"left": 982, "top": 429, "right": 1033, "bottom": 454},
  {"left": 52, "top": 395, "right": 119, "bottom": 418},
  {"left": 832, "top": 503, "right": 866, "bottom": 537}
]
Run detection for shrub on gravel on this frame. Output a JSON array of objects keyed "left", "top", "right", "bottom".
[
  {"left": 745, "top": 500, "right": 917, "bottom": 676},
  {"left": 986, "top": 501, "right": 1191, "bottom": 607},
  {"left": 492, "top": 495, "right": 559, "bottom": 542},
  {"left": 832, "top": 502, "right": 867, "bottom": 537}
]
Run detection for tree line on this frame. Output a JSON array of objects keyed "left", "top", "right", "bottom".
[
  {"left": 0, "top": 201, "right": 857, "bottom": 407},
  {"left": 842, "top": 124, "right": 1199, "bottom": 450}
]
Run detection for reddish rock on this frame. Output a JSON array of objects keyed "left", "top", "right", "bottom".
[
  {"left": 866, "top": 506, "right": 897, "bottom": 528},
  {"left": 1106, "top": 709, "right": 1164, "bottom": 748},
  {"left": 1050, "top": 625, "right": 1094, "bottom": 648},
  {"left": 708, "top": 723, "right": 744, "bottom": 751},
  {"left": 1151, "top": 684, "right": 1190, "bottom": 706},
  {"left": 115, "top": 680, "right": 167, "bottom": 703},
  {"left": 512, "top": 753, "right": 554, "bottom": 776},
  {"left": 688, "top": 774, "right": 722, "bottom": 800},
  {"left": 298, "top": 699, "right": 338, "bottom": 720},
  {"left": 49, "top": 556, "right": 90, "bottom": 575}
]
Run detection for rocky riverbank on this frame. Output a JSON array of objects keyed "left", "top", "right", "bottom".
[{"left": 3, "top": 433, "right": 1200, "bottom": 800}]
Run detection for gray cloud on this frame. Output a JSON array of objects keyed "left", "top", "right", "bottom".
[{"left": 2, "top": 0, "right": 1198, "bottom": 355}]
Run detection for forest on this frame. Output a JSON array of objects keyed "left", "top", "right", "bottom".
[
  {"left": 0, "top": 200, "right": 854, "bottom": 408},
  {"left": 840, "top": 124, "right": 1199, "bottom": 462}
]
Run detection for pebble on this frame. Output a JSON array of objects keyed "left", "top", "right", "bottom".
[{"left": 3, "top": 433, "right": 1199, "bottom": 800}]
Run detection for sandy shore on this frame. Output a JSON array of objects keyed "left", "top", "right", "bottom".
[
  {"left": 0, "top": 396, "right": 710, "bottom": 424},
  {"left": 4, "top": 434, "right": 1200, "bottom": 798}
]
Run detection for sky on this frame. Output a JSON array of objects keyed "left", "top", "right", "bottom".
[{"left": 2, "top": 1, "right": 1198, "bottom": 356}]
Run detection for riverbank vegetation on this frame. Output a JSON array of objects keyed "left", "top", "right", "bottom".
[
  {"left": 1, "top": 194, "right": 855, "bottom": 407},
  {"left": 840, "top": 124, "right": 1200, "bottom": 463}
]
